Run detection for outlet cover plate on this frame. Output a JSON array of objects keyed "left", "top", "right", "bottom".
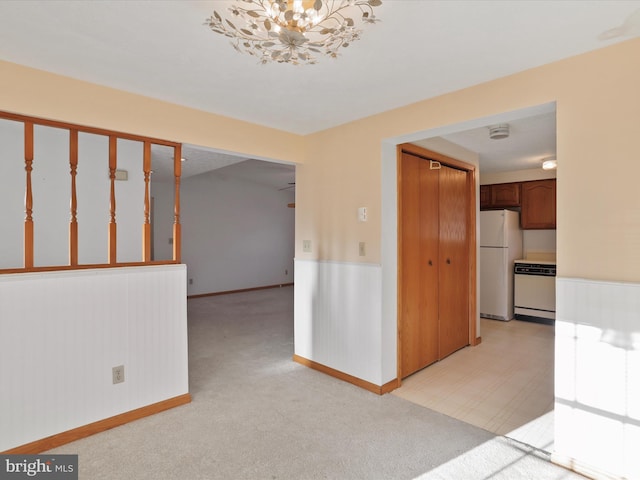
[{"left": 112, "top": 365, "right": 125, "bottom": 384}]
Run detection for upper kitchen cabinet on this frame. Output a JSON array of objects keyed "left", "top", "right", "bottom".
[
  {"left": 480, "top": 182, "right": 521, "bottom": 209},
  {"left": 520, "top": 179, "right": 556, "bottom": 229}
]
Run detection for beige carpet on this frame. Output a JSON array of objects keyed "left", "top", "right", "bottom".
[{"left": 46, "top": 286, "right": 584, "bottom": 479}]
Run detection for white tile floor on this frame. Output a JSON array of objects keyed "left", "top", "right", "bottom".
[{"left": 393, "top": 318, "right": 555, "bottom": 451}]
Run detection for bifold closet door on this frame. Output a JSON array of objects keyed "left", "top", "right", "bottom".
[
  {"left": 437, "top": 164, "right": 469, "bottom": 359},
  {"left": 400, "top": 152, "right": 470, "bottom": 379},
  {"left": 400, "top": 153, "right": 439, "bottom": 377}
]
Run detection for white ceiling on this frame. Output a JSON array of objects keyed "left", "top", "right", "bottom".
[
  {"left": 1, "top": 1, "right": 639, "bottom": 178},
  {"left": 441, "top": 111, "right": 557, "bottom": 173}
]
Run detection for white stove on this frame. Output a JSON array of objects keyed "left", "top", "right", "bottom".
[{"left": 513, "top": 259, "right": 556, "bottom": 323}]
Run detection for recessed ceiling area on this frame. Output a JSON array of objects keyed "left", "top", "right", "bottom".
[
  {"left": 441, "top": 111, "right": 557, "bottom": 174},
  {"left": 151, "top": 144, "right": 295, "bottom": 190}
]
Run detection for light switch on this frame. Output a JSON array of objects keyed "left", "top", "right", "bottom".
[
  {"left": 358, "top": 207, "right": 367, "bottom": 222},
  {"left": 303, "top": 240, "right": 312, "bottom": 253}
]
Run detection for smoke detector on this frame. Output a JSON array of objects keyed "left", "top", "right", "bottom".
[{"left": 489, "top": 124, "right": 510, "bottom": 140}]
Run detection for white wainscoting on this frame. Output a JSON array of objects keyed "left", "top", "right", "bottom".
[
  {"left": 294, "top": 259, "right": 384, "bottom": 386},
  {"left": 0, "top": 265, "right": 189, "bottom": 451},
  {"left": 554, "top": 277, "right": 640, "bottom": 480}
]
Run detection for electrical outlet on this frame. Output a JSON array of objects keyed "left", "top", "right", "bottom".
[{"left": 112, "top": 365, "right": 125, "bottom": 384}]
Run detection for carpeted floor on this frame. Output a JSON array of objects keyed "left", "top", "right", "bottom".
[{"left": 46, "top": 286, "right": 584, "bottom": 479}]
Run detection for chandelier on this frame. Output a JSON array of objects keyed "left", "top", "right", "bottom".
[{"left": 205, "top": 0, "right": 382, "bottom": 65}]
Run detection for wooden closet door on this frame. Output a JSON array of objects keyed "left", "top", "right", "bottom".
[
  {"left": 399, "top": 153, "right": 439, "bottom": 377},
  {"left": 438, "top": 165, "right": 470, "bottom": 359},
  {"left": 399, "top": 152, "right": 471, "bottom": 378}
]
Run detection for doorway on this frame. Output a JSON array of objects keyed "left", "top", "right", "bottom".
[{"left": 397, "top": 143, "right": 478, "bottom": 380}]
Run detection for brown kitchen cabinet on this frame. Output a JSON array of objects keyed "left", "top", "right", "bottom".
[
  {"left": 480, "top": 182, "right": 521, "bottom": 209},
  {"left": 520, "top": 179, "right": 556, "bottom": 229}
]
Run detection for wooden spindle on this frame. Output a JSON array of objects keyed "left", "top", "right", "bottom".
[
  {"left": 24, "top": 122, "right": 34, "bottom": 269},
  {"left": 69, "top": 130, "right": 78, "bottom": 266},
  {"left": 108, "top": 136, "right": 117, "bottom": 264},
  {"left": 142, "top": 141, "right": 151, "bottom": 262},
  {"left": 173, "top": 144, "right": 182, "bottom": 263}
]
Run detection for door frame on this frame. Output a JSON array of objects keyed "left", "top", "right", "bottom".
[{"left": 397, "top": 143, "right": 479, "bottom": 382}]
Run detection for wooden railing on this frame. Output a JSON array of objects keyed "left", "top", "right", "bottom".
[{"left": 0, "top": 110, "right": 182, "bottom": 274}]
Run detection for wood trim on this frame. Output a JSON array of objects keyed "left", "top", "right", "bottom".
[
  {"left": 293, "top": 354, "right": 399, "bottom": 395},
  {"left": 0, "top": 260, "right": 180, "bottom": 275},
  {"left": 380, "top": 377, "right": 401, "bottom": 394},
  {"left": 108, "top": 136, "right": 117, "bottom": 264},
  {"left": 467, "top": 165, "right": 479, "bottom": 346},
  {"left": 396, "top": 143, "right": 479, "bottom": 378},
  {"left": 173, "top": 144, "right": 182, "bottom": 263},
  {"left": 142, "top": 141, "right": 152, "bottom": 262},
  {"left": 0, "top": 110, "right": 180, "bottom": 148},
  {"left": 400, "top": 143, "right": 475, "bottom": 172},
  {"left": 187, "top": 283, "right": 294, "bottom": 299},
  {"left": 395, "top": 145, "right": 405, "bottom": 382},
  {"left": 1, "top": 109, "right": 184, "bottom": 275},
  {"left": 23, "top": 122, "right": 34, "bottom": 269},
  {"left": 69, "top": 129, "right": 79, "bottom": 266},
  {"left": 2, "top": 393, "right": 191, "bottom": 454}
]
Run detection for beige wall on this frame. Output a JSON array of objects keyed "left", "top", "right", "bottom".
[
  {"left": 297, "top": 37, "right": 640, "bottom": 282},
  {"left": 2, "top": 39, "right": 640, "bottom": 282},
  {"left": 0, "top": 60, "right": 305, "bottom": 164}
]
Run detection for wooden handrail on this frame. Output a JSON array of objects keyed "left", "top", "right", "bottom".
[{"left": 1, "top": 110, "right": 182, "bottom": 274}]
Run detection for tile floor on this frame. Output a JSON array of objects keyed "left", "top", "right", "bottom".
[{"left": 393, "top": 318, "right": 555, "bottom": 452}]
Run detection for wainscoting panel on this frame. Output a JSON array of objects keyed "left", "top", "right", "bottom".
[
  {"left": 294, "top": 259, "right": 383, "bottom": 386},
  {"left": 554, "top": 277, "right": 640, "bottom": 480},
  {"left": 0, "top": 265, "right": 189, "bottom": 452}
]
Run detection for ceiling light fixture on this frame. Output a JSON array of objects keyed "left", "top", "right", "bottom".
[
  {"left": 542, "top": 157, "right": 557, "bottom": 170},
  {"left": 488, "top": 124, "right": 510, "bottom": 140},
  {"left": 205, "top": 0, "right": 382, "bottom": 65}
]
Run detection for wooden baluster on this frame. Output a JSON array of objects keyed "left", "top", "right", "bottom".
[
  {"left": 108, "top": 136, "right": 117, "bottom": 264},
  {"left": 173, "top": 144, "right": 182, "bottom": 263},
  {"left": 24, "top": 122, "right": 34, "bottom": 269},
  {"left": 69, "top": 130, "right": 78, "bottom": 266},
  {"left": 142, "top": 141, "right": 151, "bottom": 262}
]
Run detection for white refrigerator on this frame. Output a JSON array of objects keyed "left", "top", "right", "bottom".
[{"left": 480, "top": 209, "right": 523, "bottom": 321}]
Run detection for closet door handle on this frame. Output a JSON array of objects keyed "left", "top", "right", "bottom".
[
  {"left": 446, "top": 258, "right": 451, "bottom": 265},
  {"left": 428, "top": 260, "right": 433, "bottom": 266}
]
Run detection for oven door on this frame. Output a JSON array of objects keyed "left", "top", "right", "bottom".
[{"left": 514, "top": 273, "right": 556, "bottom": 320}]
